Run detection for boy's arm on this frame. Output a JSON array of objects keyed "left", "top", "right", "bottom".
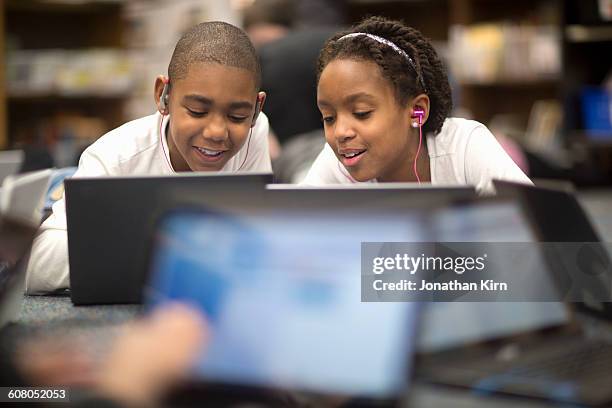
[{"left": 25, "top": 149, "right": 112, "bottom": 294}]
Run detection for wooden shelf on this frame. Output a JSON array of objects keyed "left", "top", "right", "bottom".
[
  {"left": 346, "top": 0, "right": 449, "bottom": 41},
  {"left": 5, "top": 0, "right": 123, "bottom": 50},
  {"left": 565, "top": 25, "right": 612, "bottom": 43},
  {"left": 8, "top": 92, "right": 130, "bottom": 101},
  {"left": 458, "top": 78, "right": 560, "bottom": 87},
  {"left": 5, "top": 0, "right": 122, "bottom": 13},
  {"left": 0, "top": 3, "right": 5, "bottom": 149},
  {"left": 569, "top": 131, "right": 612, "bottom": 144},
  {"left": 2, "top": 0, "right": 127, "bottom": 149}
]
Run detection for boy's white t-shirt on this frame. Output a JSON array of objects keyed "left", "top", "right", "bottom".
[
  {"left": 303, "top": 117, "right": 532, "bottom": 193},
  {"left": 25, "top": 111, "right": 272, "bottom": 294}
]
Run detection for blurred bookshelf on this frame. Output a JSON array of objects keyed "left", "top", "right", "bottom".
[
  {"left": 566, "top": 25, "right": 612, "bottom": 42},
  {"left": 1, "top": 2, "right": 6, "bottom": 149},
  {"left": 3, "top": 0, "right": 129, "bottom": 166},
  {"left": 1, "top": 0, "right": 240, "bottom": 168},
  {"left": 562, "top": 0, "right": 612, "bottom": 185},
  {"left": 347, "top": 0, "right": 450, "bottom": 42}
]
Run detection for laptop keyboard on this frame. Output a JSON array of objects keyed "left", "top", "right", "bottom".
[
  {"left": 511, "top": 340, "right": 612, "bottom": 381},
  {"left": 0, "top": 261, "right": 10, "bottom": 287}
]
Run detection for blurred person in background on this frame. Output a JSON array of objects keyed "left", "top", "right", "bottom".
[{"left": 243, "top": 0, "right": 342, "bottom": 180}]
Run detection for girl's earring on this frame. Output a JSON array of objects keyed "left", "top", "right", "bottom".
[{"left": 412, "top": 122, "right": 419, "bottom": 128}]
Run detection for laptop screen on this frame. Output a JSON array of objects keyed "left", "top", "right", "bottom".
[
  {"left": 418, "top": 200, "right": 570, "bottom": 352},
  {"left": 0, "top": 150, "right": 24, "bottom": 186},
  {"left": 0, "top": 217, "right": 37, "bottom": 277},
  {"left": 145, "top": 208, "right": 423, "bottom": 399},
  {"left": 0, "top": 216, "right": 37, "bottom": 327},
  {"left": 494, "top": 180, "right": 612, "bottom": 314}
]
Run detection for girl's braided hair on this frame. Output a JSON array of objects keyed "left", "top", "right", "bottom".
[{"left": 318, "top": 16, "right": 452, "bottom": 135}]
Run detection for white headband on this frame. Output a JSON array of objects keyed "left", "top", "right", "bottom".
[{"left": 337, "top": 32, "right": 427, "bottom": 92}]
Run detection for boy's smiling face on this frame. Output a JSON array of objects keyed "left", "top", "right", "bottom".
[{"left": 157, "top": 62, "right": 262, "bottom": 172}]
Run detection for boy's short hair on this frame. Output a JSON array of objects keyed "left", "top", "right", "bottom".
[{"left": 168, "top": 21, "right": 261, "bottom": 89}]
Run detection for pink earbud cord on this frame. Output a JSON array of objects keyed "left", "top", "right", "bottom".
[{"left": 413, "top": 121, "right": 422, "bottom": 184}]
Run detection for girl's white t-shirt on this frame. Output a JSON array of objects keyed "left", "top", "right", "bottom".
[{"left": 303, "top": 117, "right": 532, "bottom": 194}]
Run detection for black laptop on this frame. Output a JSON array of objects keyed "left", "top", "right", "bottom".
[
  {"left": 265, "top": 183, "right": 476, "bottom": 208},
  {"left": 494, "top": 179, "right": 612, "bottom": 317},
  {"left": 417, "top": 194, "right": 612, "bottom": 406},
  {"left": 64, "top": 173, "right": 272, "bottom": 305}
]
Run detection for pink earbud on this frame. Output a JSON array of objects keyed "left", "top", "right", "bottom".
[{"left": 411, "top": 107, "right": 425, "bottom": 128}]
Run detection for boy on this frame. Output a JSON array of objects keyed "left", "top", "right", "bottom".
[{"left": 26, "top": 21, "right": 270, "bottom": 294}]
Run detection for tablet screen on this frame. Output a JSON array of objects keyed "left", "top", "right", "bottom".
[{"left": 146, "top": 208, "right": 422, "bottom": 398}]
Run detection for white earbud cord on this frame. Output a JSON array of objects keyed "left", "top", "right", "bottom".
[
  {"left": 237, "top": 128, "right": 252, "bottom": 171},
  {"left": 159, "top": 116, "right": 175, "bottom": 172}
]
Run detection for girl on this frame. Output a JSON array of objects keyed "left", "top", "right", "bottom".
[{"left": 304, "top": 17, "right": 531, "bottom": 194}]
